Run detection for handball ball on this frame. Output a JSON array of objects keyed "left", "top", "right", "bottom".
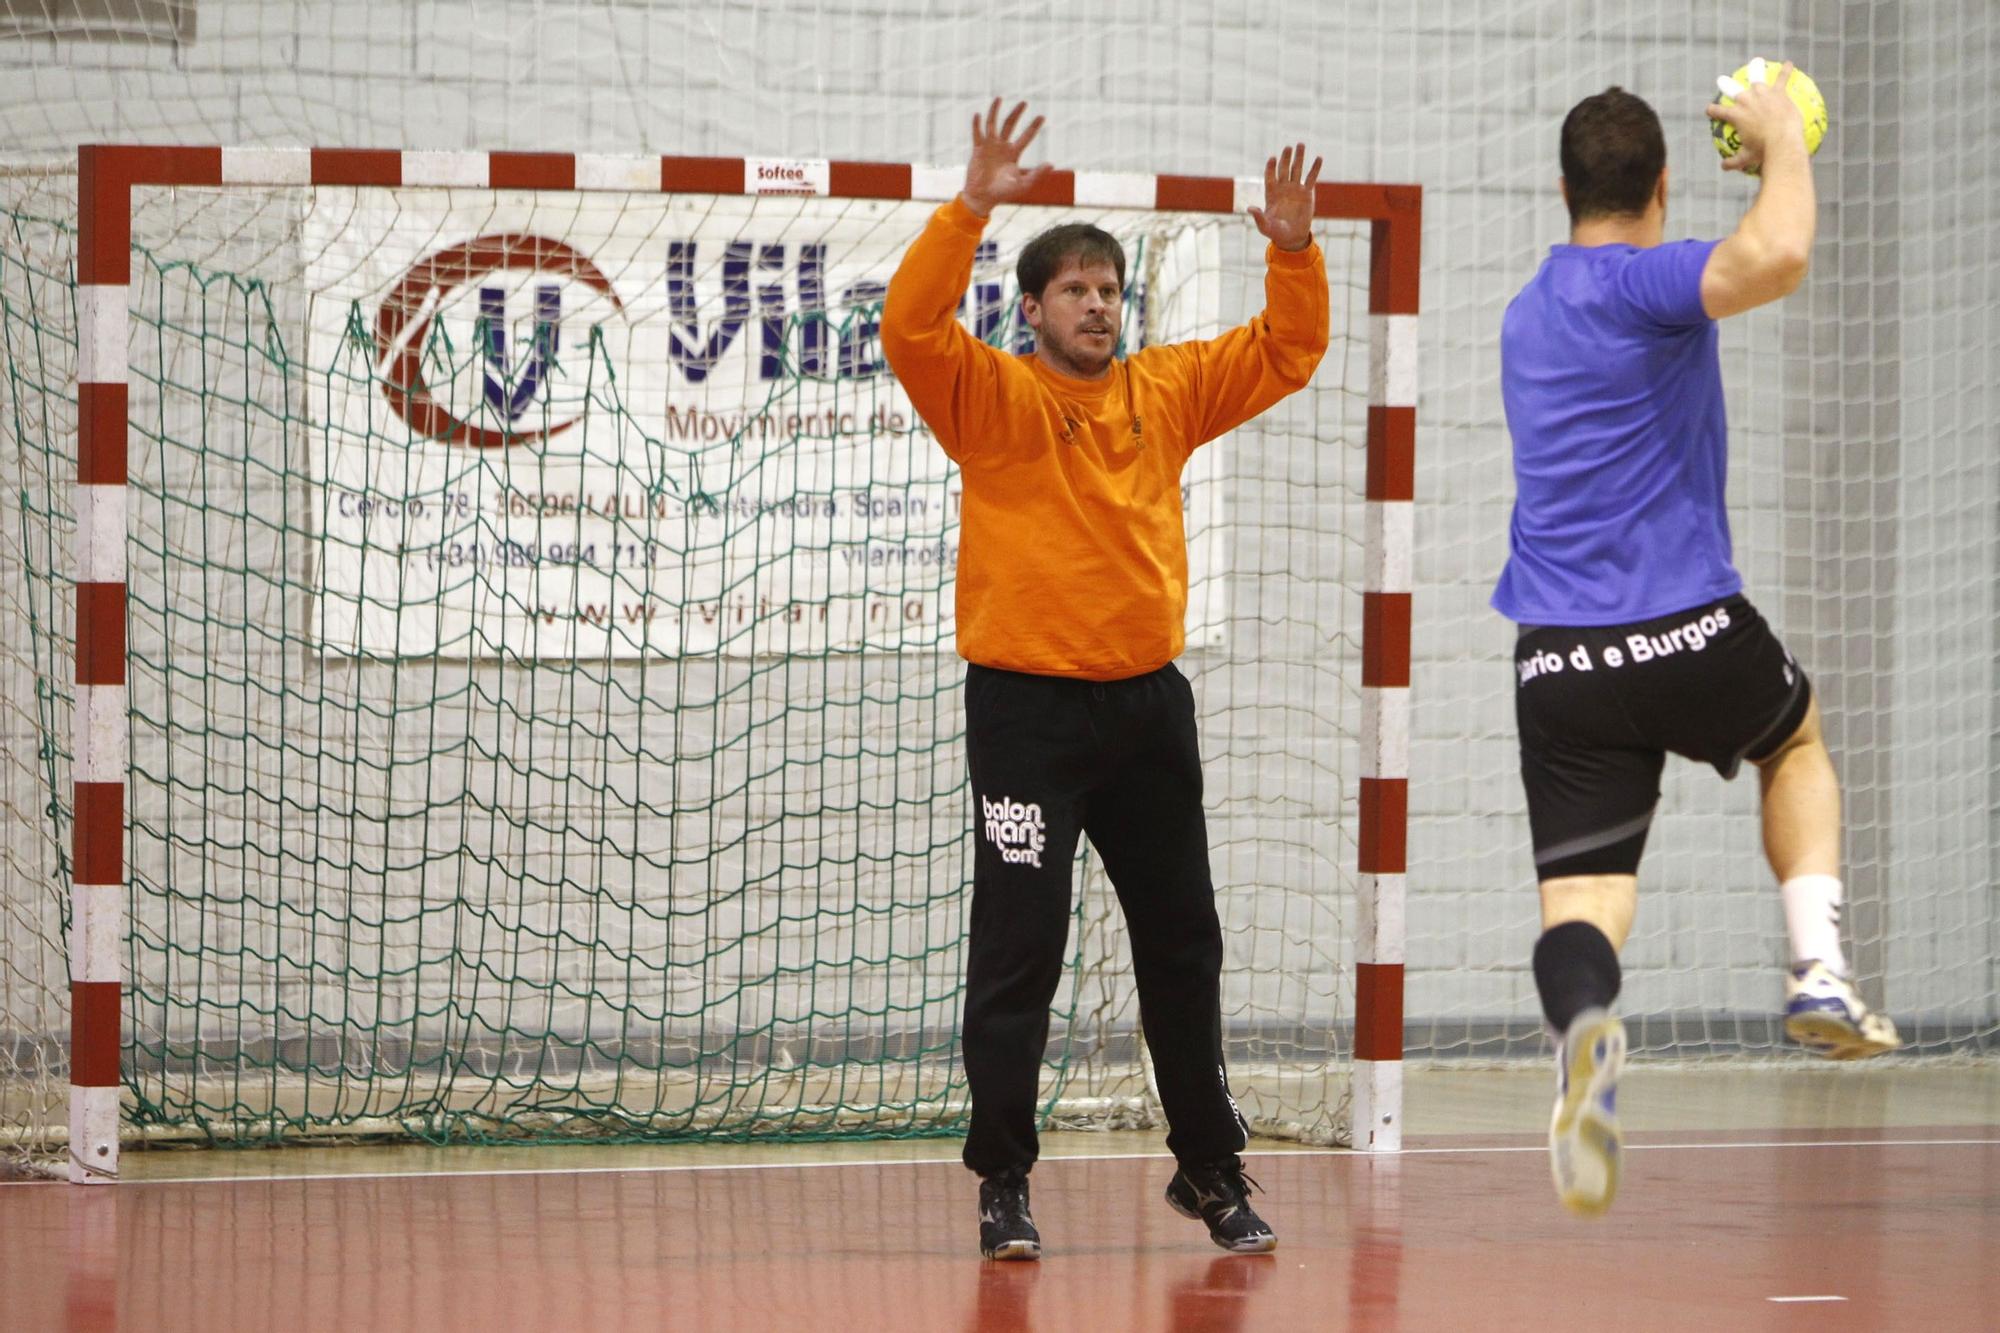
[{"left": 1711, "top": 57, "right": 1828, "bottom": 171}]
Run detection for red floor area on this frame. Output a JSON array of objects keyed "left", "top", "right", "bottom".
[{"left": 2, "top": 1130, "right": 1996, "bottom": 1331}]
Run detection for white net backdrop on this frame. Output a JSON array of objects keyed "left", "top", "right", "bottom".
[{"left": 3, "top": 1, "right": 1996, "bottom": 1168}]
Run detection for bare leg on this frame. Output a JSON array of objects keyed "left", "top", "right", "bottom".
[
  {"left": 1539, "top": 874, "right": 1638, "bottom": 950},
  {"left": 1753, "top": 696, "right": 1901, "bottom": 1056},
  {"left": 1752, "top": 696, "right": 1841, "bottom": 882}
]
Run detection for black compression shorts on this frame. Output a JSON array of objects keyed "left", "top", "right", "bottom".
[{"left": 1513, "top": 594, "right": 1811, "bottom": 879}]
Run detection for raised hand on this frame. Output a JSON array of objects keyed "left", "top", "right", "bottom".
[
  {"left": 963, "top": 99, "right": 1052, "bottom": 217},
  {"left": 1707, "top": 59, "right": 1806, "bottom": 174},
  {"left": 1248, "top": 143, "right": 1322, "bottom": 252}
]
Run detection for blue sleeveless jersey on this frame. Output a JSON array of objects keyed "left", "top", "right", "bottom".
[{"left": 1492, "top": 239, "right": 1741, "bottom": 626}]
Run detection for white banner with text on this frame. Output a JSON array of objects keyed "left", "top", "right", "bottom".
[{"left": 305, "top": 191, "right": 1230, "bottom": 657}]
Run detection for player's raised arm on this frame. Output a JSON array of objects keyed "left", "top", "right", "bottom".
[
  {"left": 883, "top": 99, "right": 1052, "bottom": 460},
  {"left": 1176, "top": 143, "right": 1330, "bottom": 445},
  {"left": 1247, "top": 142, "right": 1322, "bottom": 253},
  {"left": 961, "top": 98, "right": 1053, "bottom": 217},
  {"left": 1700, "top": 62, "right": 1817, "bottom": 320}
]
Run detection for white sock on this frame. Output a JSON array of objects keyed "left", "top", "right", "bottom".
[{"left": 1780, "top": 874, "right": 1848, "bottom": 974}]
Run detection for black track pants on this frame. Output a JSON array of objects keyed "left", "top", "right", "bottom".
[{"left": 958, "top": 662, "right": 1249, "bottom": 1177}]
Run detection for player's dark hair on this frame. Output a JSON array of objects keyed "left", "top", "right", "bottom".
[
  {"left": 1559, "top": 87, "right": 1668, "bottom": 224},
  {"left": 1016, "top": 224, "right": 1126, "bottom": 300}
]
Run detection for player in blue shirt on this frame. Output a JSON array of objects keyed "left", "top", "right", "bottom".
[{"left": 1495, "top": 69, "right": 1903, "bottom": 1218}]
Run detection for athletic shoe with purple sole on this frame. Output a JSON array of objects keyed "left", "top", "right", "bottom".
[
  {"left": 1785, "top": 961, "right": 1903, "bottom": 1060},
  {"left": 1550, "top": 1007, "right": 1625, "bottom": 1217}
]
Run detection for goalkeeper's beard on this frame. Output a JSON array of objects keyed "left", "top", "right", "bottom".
[{"left": 1035, "top": 320, "right": 1117, "bottom": 379}]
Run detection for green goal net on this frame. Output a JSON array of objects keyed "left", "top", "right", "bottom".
[{"left": 1, "top": 166, "right": 1373, "bottom": 1166}]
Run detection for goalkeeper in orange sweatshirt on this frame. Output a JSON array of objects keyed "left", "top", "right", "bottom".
[{"left": 883, "top": 99, "right": 1330, "bottom": 1261}]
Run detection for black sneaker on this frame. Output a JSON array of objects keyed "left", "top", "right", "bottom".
[
  {"left": 978, "top": 1168, "right": 1041, "bottom": 1261},
  {"left": 1165, "top": 1159, "right": 1277, "bottom": 1253}
]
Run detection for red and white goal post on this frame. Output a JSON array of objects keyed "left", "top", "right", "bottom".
[{"left": 64, "top": 143, "right": 1418, "bottom": 1182}]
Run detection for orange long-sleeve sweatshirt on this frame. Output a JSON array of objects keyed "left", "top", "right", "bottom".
[{"left": 882, "top": 195, "right": 1330, "bottom": 680}]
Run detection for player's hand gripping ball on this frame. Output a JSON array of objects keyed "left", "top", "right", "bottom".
[{"left": 1712, "top": 57, "right": 1828, "bottom": 173}]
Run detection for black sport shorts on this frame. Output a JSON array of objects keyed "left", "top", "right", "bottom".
[{"left": 1513, "top": 594, "right": 1811, "bottom": 879}]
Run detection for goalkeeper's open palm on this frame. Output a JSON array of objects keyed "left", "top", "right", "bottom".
[
  {"left": 963, "top": 99, "right": 1051, "bottom": 217},
  {"left": 1249, "top": 143, "right": 1322, "bottom": 252}
]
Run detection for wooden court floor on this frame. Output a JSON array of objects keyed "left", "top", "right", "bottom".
[{"left": 2, "top": 1066, "right": 1995, "bottom": 1331}]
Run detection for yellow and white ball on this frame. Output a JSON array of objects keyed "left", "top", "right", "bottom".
[{"left": 1711, "top": 57, "right": 1828, "bottom": 171}]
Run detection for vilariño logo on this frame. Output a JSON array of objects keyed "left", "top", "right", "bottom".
[{"left": 374, "top": 233, "right": 624, "bottom": 448}]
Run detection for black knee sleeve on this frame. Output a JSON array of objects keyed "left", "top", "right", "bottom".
[{"left": 1532, "top": 920, "right": 1622, "bottom": 1034}]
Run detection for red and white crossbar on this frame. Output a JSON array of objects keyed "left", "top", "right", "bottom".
[{"left": 70, "top": 145, "right": 1419, "bottom": 1180}]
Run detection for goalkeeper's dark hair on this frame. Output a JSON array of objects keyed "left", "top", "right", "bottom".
[
  {"left": 1016, "top": 224, "right": 1126, "bottom": 300},
  {"left": 1560, "top": 87, "right": 1668, "bottom": 224}
]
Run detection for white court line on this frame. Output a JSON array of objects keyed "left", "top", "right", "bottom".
[
  {"left": 4, "top": 1134, "right": 1993, "bottom": 1189},
  {"left": 1405, "top": 1135, "right": 2000, "bottom": 1157},
  {"left": 1768, "top": 1296, "right": 1848, "bottom": 1303}
]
